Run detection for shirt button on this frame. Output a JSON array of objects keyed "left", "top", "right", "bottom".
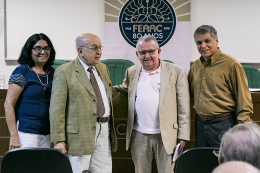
[
  {"left": 93, "top": 99, "right": 96, "bottom": 102},
  {"left": 199, "top": 100, "right": 202, "bottom": 102},
  {"left": 92, "top": 126, "right": 96, "bottom": 130},
  {"left": 93, "top": 113, "right": 96, "bottom": 116},
  {"left": 203, "top": 78, "right": 206, "bottom": 80}
]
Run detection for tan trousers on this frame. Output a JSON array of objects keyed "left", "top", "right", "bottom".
[
  {"left": 131, "top": 130, "right": 174, "bottom": 173},
  {"left": 68, "top": 122, "right": 112, "bottom": 173}
]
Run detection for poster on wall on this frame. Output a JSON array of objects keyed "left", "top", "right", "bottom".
[{"left": 104, "top": 0, "right": 191, "bottom": 73}]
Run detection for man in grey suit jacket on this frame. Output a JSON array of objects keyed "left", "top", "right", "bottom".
[
  {"left": 119, "top": 35, "right": 190, "bottom": 173},
  {"left": 50, "top": 33, "right": 117, "bottom": 173}
]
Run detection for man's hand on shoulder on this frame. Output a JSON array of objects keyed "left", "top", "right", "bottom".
[{"left": 54, "top": 141, "right": 67, "bottom": 154}]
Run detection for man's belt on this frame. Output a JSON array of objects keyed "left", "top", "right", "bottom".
[
  {"left": 97, "top": 117, "right": 110, "bottom": 123},
  {"left": 198, "top": 112, "right": 234, "bottom": 121}
]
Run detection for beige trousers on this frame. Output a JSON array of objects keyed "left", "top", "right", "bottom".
[
  {"left": 131, "top": 130, "right": 174, "bottom": 173},
  {"left": 68, "top": 122, "right": 112, "bottom": 173}
]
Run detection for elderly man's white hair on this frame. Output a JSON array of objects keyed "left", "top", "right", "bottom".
[
  {"left": 136, "top": 35, "right": 159, "bottom": 51},
  {"left": 75, "top": 34, "right": 88, "bottom": 50},
  {"left": 219, "top": 123, "right": 260, "bottom": 169}
]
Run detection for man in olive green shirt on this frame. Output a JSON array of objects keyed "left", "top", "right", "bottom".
[{"left": 188, "top": 25, "right": 253, "bottom": 147}]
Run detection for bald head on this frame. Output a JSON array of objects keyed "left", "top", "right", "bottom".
[
  {"left": 75, "top": 33, "right": 100, "bottom": 50},
  {"left": 213, "top": 161, "right": 260, "bottom": 173},
  {"left": 75, "top": 33, "right": 102, "bottom": 66}
]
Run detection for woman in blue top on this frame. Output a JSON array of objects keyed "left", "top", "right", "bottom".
[{"left": 4, "top": 33, "right": 56, "bottom": 149}]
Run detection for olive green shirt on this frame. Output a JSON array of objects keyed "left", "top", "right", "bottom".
[{"left": 188, "top": 48, "right": 253, "bottom": 123}]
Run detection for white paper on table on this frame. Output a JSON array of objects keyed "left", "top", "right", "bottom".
[{"left": 172, "top": 143, "right": 183, "bottom": 162}]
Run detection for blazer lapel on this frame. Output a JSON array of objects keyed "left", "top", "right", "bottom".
[
  {"left": 159, "top": 61, "right": 171, "bottom": 108},
  {"left": 74, "top": 58, "right": 96, "bottom": 97},
  {"left": 129, "top": 64, "right": 142, "bottom": 102},
  {"left": 96, "top": 65, "right": 110, "bottom": 86}
]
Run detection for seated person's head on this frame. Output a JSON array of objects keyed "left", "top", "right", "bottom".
[
  {"left": 213, "top": 161, "right": 260, "bottom": 173},
  {"left": 219, "top": 123, "right": 260, "bottom": 169}
]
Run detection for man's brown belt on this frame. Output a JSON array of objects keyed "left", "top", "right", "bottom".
[
  {"left": 97, "top": 117, "right": 110, "bottom": 123},
  {"left": 198, "top": 112, "right": 234, "bottom": 121}
]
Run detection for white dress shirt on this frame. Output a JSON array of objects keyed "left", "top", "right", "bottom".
[
  {"left": 134, "top": 65, "right": 161, "bottom": 134},
  {"left": 78, "top": 57, "right": 110, "bottom": 117}
]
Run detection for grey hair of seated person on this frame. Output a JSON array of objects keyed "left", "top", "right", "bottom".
[
  {"left": 136, "top": 35, "right": 159, "bottom": 51},
  {"left": 213, "top": 161, "right": 260, "bottom": 173},
  {"left": 219, "top": 123, "right": 260, "bottom": 169},
  {"left": 194, "top": 25, "right": 218, "bottom": 39}
]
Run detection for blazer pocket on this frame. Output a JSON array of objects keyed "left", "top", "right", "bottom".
[
  {"left": 66, "top": 125, "right": 79, "bottom": 134},
  {"left": 173, "top": 122, "right": 179, "bottom": 129}
]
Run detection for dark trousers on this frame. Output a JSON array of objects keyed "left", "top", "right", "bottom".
[{"left": 195, "top": 114, "right": 237, "bottom": 148}]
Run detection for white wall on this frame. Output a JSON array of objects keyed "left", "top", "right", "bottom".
[
  {"left": 6, "top": 0, "right": 105, "bottom": 60},
  {"left": 0, "top": 0, "right": 17, "bottom": 85},
  {"left": 0, "top": 0, "right": 105, "bottom": 84},
  {"left": 191, "top": 0, "right": 260, "bottom": 63}
]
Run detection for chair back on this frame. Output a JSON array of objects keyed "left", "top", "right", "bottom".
[
  {"left": 174, "top": 147, "right": 219, "bottom": 173},
  {"left": 101, "top": 59, "right": 134, "bottom": 85},
  {"left": 52, "top": 60, "right": 69, "bottom": 70},
  {"left": 1, "top": 147, "right": 73, "bottom": 173},
  {"left": 242, "top": 65, "right": 260, "bottom": 88}
]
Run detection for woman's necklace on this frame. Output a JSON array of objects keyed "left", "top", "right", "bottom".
[{"left": 33, "top": 67, "right": 48, "bottom": 90}]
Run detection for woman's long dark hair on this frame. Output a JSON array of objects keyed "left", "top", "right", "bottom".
[{"left": 18, "top": 33, "right": 56, "bottom": 71}]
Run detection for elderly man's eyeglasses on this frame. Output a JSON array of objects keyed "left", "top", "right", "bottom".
[
  {"left": 32, "top": 46, "right": 51, "bottom": 53},
  {"left": 213, "top": 150, "right": 219, "bottom": 158},
  {"left": 138, "top": 48, "right": 158, "bottom": 56},
  {"left": 81, "top": 45, "right": 103, "bottom": 52}
]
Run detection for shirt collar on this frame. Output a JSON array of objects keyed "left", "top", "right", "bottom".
[
  {"left": 141, "top": 61, "right": 161, "bottom": 76},
  {"left": 78, "top": 56, "right": 97, "bottom": 72},
  {"left": 200, "top": 47, "right": 221, "bottom": 66}
]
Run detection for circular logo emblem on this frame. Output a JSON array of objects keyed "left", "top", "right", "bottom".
[{"left": 119, "top": 0, "right": 176, "bottom": 48}]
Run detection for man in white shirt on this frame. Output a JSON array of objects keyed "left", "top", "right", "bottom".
[{"left": 119, "top": 35, "right": 190, "bottom": 173}]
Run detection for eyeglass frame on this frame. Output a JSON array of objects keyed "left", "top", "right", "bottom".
[
  {"left": 32, "top": 46, "right": 51, "bottom": 53},
  {"left": 137, "top": 48, "right": 159, "bottom": 56},
  {"left": 213, "top": 150, "right": 220, "bottom": 158},
  {"left": 80, "top": 45, "right": 103, "bottom": 52}
]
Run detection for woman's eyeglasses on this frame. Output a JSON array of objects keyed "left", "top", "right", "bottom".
[{"left": 32, "top": 46, "right": 51, "bottom": 53}]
